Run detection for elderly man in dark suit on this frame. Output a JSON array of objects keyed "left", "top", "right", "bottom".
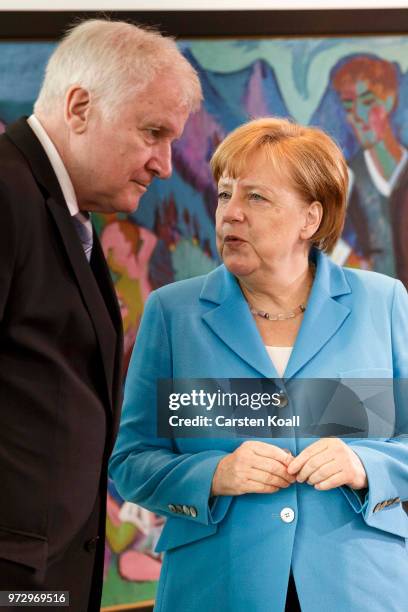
[{"left": 0, "top": 18, "right": 201, "bottom": 611}]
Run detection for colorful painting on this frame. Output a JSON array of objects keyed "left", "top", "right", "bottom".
[{"left": 1, "top": 32, "right": 408, "bottom": 609}]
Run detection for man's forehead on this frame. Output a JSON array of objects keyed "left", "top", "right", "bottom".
[{"left": 340, "top": 79, "right": 373, "bottom": 100}]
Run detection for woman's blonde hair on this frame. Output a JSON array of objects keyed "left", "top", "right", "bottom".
[{"left": 210, "top": 117, "right": 348, "bottom": 253}]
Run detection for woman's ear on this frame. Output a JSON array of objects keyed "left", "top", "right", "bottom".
[{"left": 300, "top": 201, "right": 323, "bottom": 241}]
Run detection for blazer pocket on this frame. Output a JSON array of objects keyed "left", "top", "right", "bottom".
[
  {"left": 0, "top": 525, "right": 48, "bottom": 571},
  {"left": 155, "top": 516, "right": 217, "bottom": 553}
]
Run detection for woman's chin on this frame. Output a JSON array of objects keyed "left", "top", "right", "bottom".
[{"left": 223, "top": 258, "right": 256, "bottom": 277}]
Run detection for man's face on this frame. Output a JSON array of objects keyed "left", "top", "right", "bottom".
[
  {"left": 71, "top": 74, "right": 191, "bottom": 213},
  {"left": 338, "top": 79, "right": 395, "bottom": 148}
]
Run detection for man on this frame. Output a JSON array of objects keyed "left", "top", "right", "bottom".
[
  {"left": 0, "top": 18, "right": 201, "bottom": 611},
  {"left": 332, "top": 54, "right": 408, "bottom": 287}
]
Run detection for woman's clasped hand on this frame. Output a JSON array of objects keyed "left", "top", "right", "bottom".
[{"left": 211, "top": 438, "right": 368, "bottom": 496}]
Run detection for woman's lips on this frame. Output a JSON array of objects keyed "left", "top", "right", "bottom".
[{"left": 224, "top": 235, "right": 247, "bottom": 247}]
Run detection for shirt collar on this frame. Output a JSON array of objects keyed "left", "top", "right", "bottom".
[
  {"left": 27, "top": 114, "right": 79, "bottom": 217},
  {"left": 364, "top": 147, "right": 408, "bottom": 197}
]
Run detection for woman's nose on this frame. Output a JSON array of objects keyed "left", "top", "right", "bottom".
[{"left": 222, "top": 195, "right": 245, "bottom": 223}]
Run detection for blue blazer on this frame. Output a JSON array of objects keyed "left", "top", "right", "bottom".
[{"left": 110, "top": 250, "right": 408, "bottom": 612}]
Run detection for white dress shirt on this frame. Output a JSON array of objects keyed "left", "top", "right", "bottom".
[{"left": 27, "top": 114, "right": 92, "bottom": 233}]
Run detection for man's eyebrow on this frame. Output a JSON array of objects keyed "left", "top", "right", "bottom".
[{"left": 360, "top": 91, "right": 375, "bottom": 99}]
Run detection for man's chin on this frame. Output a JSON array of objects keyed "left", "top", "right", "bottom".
[{"left": 113, "top": 194, "right": 143, "bottom": 214}]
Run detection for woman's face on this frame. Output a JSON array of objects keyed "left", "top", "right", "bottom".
[{"left": 215, "top": 151, "right": 315, "bottom": 278}]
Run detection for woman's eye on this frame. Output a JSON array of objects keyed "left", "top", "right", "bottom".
[
  {"left": 249, "top": 192, "right": 264, "bottom": 201},
  {"left": 218, "top": 191, "right": 231, "bottom": 201}
]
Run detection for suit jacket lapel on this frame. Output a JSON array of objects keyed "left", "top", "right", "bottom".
[
  {"left": 6, "top": 118, "right": 119, "bottom": 410},
  {"left": 46, "top": 196, "right": 117, "bottom": 408},
  {"left": 200, "top": 266, "right": 278, "bottom": 378},
  {"left": 285, "top": 250, "right": 352, "bottom": 378},
  {"left": 90, "top": 232, "right": 124, "bottom": 413}
]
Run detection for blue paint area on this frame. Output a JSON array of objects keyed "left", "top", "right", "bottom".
[{"left": 310, "top": 87, "right": 359, "bottom": 161}]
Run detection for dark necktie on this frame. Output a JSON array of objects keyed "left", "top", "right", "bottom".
[{"left": 72, "top": 212, "right": 93, "bottom": 262}]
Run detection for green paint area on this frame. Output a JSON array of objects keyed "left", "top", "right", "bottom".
[{"left": 101, "top": 561, "right": 157, "bottom": 607}]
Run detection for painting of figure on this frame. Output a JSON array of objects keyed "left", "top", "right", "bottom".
[{"left": 332, "top": 55, "right": 408, "bottom": 286}]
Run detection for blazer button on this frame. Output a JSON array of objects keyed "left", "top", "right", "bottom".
[
  {"left": 182, "top": 505, "right": 191, "bottom": 516},
  {"left": 84, "top": 536, "right": 100, "bottom": 552},
  {"left": 276, "top": 391, "right": 288, "bottom": 408},
  {"left": 175, "top": 505, "right": 184, "bottom": 514},
  {"left": 189, "top": 506, "right": 198, "bottom": 518},
  {"left": 168, "top": 504, "right": 177, "bottom": 513},
  {"left": 280, "top": 507, "right": 295, "bottom": 523}
]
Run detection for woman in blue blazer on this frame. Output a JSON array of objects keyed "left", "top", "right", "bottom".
[{"left": 110, "top": 118, "right": 408, "bottom": 612}]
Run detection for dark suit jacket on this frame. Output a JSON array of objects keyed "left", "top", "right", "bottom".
[{"left": 0, "top": 118, "right": 123, "bottom": 611}]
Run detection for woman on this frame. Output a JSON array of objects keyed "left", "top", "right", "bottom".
[{"left": 109, "top": 118, "right": 408, "bottom": 612}]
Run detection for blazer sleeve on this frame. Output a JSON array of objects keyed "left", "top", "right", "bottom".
[
  {"left": 340, "top": 280, "right": 408, "bottom": 538},
  {"left": 109, "top": 290, "right": 232, "bottom": 527},
  {"left": 0, "top": 180, "right": 18, "bottom": 322}
]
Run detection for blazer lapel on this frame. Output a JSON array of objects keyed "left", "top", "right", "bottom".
[
  {"left": 200, "top": 252, "right": 352, "bottom": 381},
  {"left": 285, "top": 250, "right": 352, "bottom": 378},
  {"left": 200, "top": 266, "right": 278, "bottom": 378},
  {"left": 6, "top": 118, "right": 117, "bottom": 410}
]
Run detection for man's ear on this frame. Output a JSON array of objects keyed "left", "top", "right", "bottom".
[{"left": 64, "top": 86, "right": 91, "bottom": 134}]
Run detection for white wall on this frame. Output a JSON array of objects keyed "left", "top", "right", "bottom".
[{"left": 1, "top": 0, "right": 408, "bottom": 10}]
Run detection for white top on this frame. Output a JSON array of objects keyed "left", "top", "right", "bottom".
[
  {"left": 27, "top": 114, "right": 91, "bottom": 232},
  {"left": 364, "top": 148, "right": 408, "bottom": 198},
  {"left": 265, "top": 346, "right": 293, "bottom": 377}
]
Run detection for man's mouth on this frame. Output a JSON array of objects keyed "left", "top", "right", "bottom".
[{"left": 131, "top": 180, "right": 149, "bottom": 192}]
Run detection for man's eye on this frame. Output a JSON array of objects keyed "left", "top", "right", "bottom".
[
  {"left": 218, "top": 191, "right": 231, "bottom": 200},
  {"left": 362, "top": 98, "right": 375, "bottom": 106},
  {"left": 341, "top": 101, "right": 353, "bottom": 111},
  {"left": 145, "top": 128, "right": 160, "bottom": 139}
]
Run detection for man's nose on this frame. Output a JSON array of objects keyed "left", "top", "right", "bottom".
[
  {"left": 351, "top": 102, "right": 365, "bottom": 124},
  {"left": 148, "top": 142, "right": 172, "bottom": 179}
]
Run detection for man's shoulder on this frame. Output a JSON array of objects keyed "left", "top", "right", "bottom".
[
  {"left": 0, "top": 131, "right": 44, "bottom": 216},
  {"left": 0, "top": 131, "right": 36, "bottom": 188}
]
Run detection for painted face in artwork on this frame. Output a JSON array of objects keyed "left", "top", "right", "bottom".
[{"left": 339, "top": 79, "right": 395, "bottom": 148}]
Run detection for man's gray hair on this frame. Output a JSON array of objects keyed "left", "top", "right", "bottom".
[{"left": 34, "top": 19, "right": 202, "bottom": 118}]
